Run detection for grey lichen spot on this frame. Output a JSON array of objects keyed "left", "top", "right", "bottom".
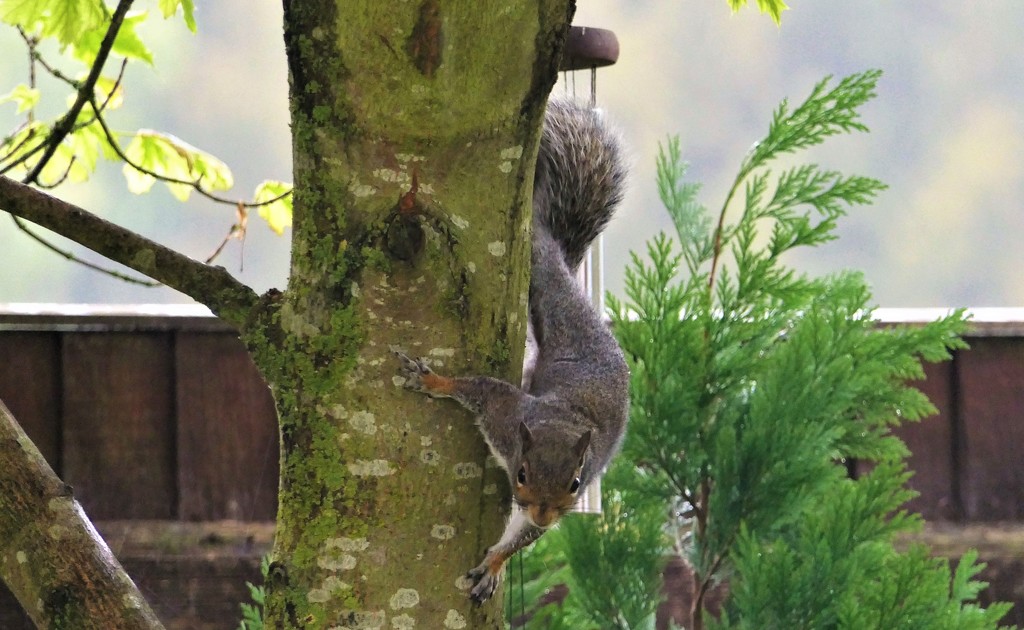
[
  {"left": 452, "top": 462, "right": 483, "bottom": 479},
  {"left": 348, "top": 459, "right": 395, "bottom": 476},
  {"left": 279, "top": 301, "right": 322, "bottom": 338},
  {"left": 309, "top": 575, "right": 351, "bottom": 603},
  {"left": 348, "top": 410, "right": 378, "bottom": 435},
  {"left": 121, "top": 593, "right": 143, "bottom": 610},
  {"left": 428, "top": 347, "right": 456, "bottom": 358},
  {"left": 318, "top": 554, "right": 357, "bottom": 571},
  {"left": 498, "top": 145, "right": 524, "bottom": 174},
  {"left": 487, "top": 241, "right": 507, "bottom": 257},
  {"left": 420, "top": 436, "right": 433, "bottom": 446},
  {"left": 319, "top": 537, "right": 369, "bottom": 571},
  {"left": 419, "top": 449, "right": 440, "bottom": 466},
  {"left": 16, "top": 551, "right": 27, "bottom": 564},
  {"left": 47, "top": 524, "right": 68, "bottom": 540},
  {"left": 326, "top": 537, "right": 371, "bottom": 552},
  {"left": 449, "top": 214, "right": 469, "bottom": 230},
  {"left": 325, "top": 576, "right": 351, "bottom": 590},
  {"left": 467, "top": 261, "right": 476, "bottom": 274},
  {"left": 389, "top": 588, "right": 420, "bottom": 610},
  {"left": 396, "top": 153, "right": 424, "bottom": 163},
  {"left": 335, "top": 610, "right": 386, "bottom": 629},
  {"left": 131, "top": 248, "right": 157, "bottom": 272},
  {"left": 482, "top": 483, "right": 498, "bottom": 495},
  {"left": 349, "top": 182, "right": 377, "bottom": 198},
  {"left": 374, "top": 167, "right": 406, "bottom": 184},
  {"left": 454, "top": 575, "right": 474, "bottom": 591},
  {"left": 430, "top": 524, "right": 456, "bottom": 540},
  {"left": 501, "top": 146, "right": 524, "bottom": 160},
  {"left": 391, "top": 614, "right": 416, "bottom": 629},
  {"left": 444, "top": 609, "right": 468, "bottom": 629}
]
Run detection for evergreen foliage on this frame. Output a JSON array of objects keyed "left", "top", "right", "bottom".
[
  {"left": 512, "top": 70, "right": 1011, "bottom": 629},
  {"left": 237, "top": 554, "right": 269, "bottom": 630}
]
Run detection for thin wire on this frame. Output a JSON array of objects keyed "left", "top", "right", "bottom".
[{"left": 518, "top": 552, "right": 525, "bottom": 625}]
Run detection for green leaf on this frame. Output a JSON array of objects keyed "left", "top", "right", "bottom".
[
  {"left": 71, "top": 11, "right": 154, "bottom": 65},
  {"left": 158, "top": 0, "right": 196, "bottom": 32},
  {"left": 122, "top": 130, "right": 233, "bottom": 200},
  {"left": 0, "top": 120, "right": 46, "bottom": 172},
  {"left": 1, "top": 0, "right": 107, "bottom": 48},
  {"left": 726, "top": 0, "right": 789, "bottom": 25},
  {"left": 92, "top": 75, "right": 125, "bottom": 110},
  {"left": 0, "top": 84, "right": 41, "bottom": 114},
  {"left": 254, "top": 180, "right": 293, "bottom": 235}
]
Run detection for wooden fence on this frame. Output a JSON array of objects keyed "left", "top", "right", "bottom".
[
  {"left": 0, "top": 305, "right": 1022, "bottom": 628},
  {"left": 0, "top": 306, "right": 278, "bottom": 524}
]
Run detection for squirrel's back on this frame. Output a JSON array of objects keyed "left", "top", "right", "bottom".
[{"left": 533, "top": 99, "right": 627, "bottom": 270}]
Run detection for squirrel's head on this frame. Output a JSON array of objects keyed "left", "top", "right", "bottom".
[{"left": 512, "top": 422, "right": 591, "bottom": 529}]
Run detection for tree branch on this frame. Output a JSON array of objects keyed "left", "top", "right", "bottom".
[
  {"left": 0, "top": 176, "right": 259, "bottom": 328},
  {"left": 0, "top": 398, "right": 164, "bottom": 629},
  {"left": 22, "top": 0, "right": 135, "bottom": 184}
]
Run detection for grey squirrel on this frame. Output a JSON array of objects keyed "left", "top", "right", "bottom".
[{"left": 393, "top": 98, "right": 629, "bottom": 603}]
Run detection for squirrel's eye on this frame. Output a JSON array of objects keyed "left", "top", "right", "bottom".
[
  {"left": 569, "top": 477, "right": 581, "bottom": 494},
  {"left": 517, "top": 467, "right": 527, "bottom": 485}
]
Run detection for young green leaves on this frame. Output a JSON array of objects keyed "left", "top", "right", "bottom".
[
  {"left": 726, "top": 0, "right": 789, "bottom": 25},
  {"left": 0, "top": 0, "right": 291, "bottom": 239}
]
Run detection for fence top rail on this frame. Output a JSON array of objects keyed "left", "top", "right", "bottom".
[
  {"left": 0, "top": 303, "right": 231, "bottom": 333},
  {"left": 2, "top": 304, "right": 1024, "bottom": 336}
]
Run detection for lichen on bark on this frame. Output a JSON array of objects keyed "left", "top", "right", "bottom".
[{"left": 260, "top": 1, "right": 575, "bottom": 627}]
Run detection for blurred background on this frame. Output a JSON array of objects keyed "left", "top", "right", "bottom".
[{"left": 1, "top": 1, "right": 1022, "bottom": 307}]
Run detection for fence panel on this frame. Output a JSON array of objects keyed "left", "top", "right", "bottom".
[
  {"left": 175, "top": 331, "right": 278, "bottom": 521},
  {"left": 62, "top": 332, "right": 177, "bottom": 519}
]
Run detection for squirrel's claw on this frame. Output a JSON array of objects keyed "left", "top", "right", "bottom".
[
  {"left": 466, "top": 563, "right": 500, "bottom": 604},
  {"left": 391, "top": 348, "right": 434, "bottom": 394}
]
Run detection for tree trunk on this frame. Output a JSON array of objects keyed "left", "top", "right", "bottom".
[
  {"left": 0, "top": 399, "right": 164, "bottom": 629},
  {"left": 253, "top": 1, "right": 574, "bottom": 626}
]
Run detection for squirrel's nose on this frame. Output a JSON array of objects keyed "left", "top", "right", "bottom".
[{"left": 529, "top": 505, "right": 557, "bottom": 528}]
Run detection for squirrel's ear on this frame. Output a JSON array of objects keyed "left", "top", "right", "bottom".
[
  {"left": 519, "top": 422, "right": 534, "bottom": 451},
  {"left": 573, "top": 430, "right": 592, "bottom": 461}
]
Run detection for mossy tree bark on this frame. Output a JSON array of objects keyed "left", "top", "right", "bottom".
[
  {"left": 0, "top": 400, "right": 164, "bottom": 629},
  {"left": 252, "top": 1, "right": 574, "bottom": 627},
  {"left": 0, "top": 0, "right": 574, "bottom": 627}
]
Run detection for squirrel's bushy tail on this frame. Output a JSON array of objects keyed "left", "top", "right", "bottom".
[{"left": 533, "top": 99, "right": 627, "bottom": 270}]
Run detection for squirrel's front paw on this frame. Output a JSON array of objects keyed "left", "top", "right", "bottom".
[
  {"left": 391, "top": 348, "right": 436, "bottom": 394},
  {"left": 466, "top": 562, "right": 501, "bottom": 604}
]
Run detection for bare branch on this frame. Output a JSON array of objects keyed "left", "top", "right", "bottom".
[
  {"left": 0, "top": 124, "right": 38, "bottom": 168},
  {"left": 0, "top": 176, "right": 259, "bottom": 328},
  {"left": 0, "top": 398, "right": 165, "bottom": 629},
  {"left": 9, "top": 215, "right": 159, "bottom": 286},
  {"left": 23, "top": 0, "right": 134, "bottom": 184}
]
